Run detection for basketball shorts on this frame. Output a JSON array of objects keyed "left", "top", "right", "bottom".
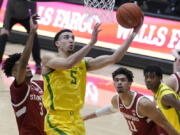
[{"left": 45, "top": 110, "right": 85, "bottom": 135}]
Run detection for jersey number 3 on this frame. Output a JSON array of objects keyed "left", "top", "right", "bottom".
[{"left": 70, "top": 70, "right": 77, "bottom": 84}]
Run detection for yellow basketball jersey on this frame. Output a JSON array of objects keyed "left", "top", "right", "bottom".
[
  {"left": 43, "top": 60, "right": 87, "bottom": 111},
  {"left": 155, "top": 83, "right": 180, "bottom": 133}
]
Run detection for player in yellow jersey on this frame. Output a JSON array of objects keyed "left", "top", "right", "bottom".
[
  {"left": 144, "top": 65, "right": 180, "bottom": 134},
  {"left": 42, "top": 19, "right": 143, "bottom": 135}
]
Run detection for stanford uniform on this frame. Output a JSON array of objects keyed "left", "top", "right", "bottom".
[
  {"left": 10, "top": 80, "right": 46, "bottom": 135},
  {"left": 118, "top": 92, "right": 166, "bottom": 135},
  {"left": 173, "top": 72, "right": 180, "bottom": 95}
]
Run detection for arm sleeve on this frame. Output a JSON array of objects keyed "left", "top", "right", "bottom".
[{"left": 96, "top": 105, "right": 118, "bottom": 117}]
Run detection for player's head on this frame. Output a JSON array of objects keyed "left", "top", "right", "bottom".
[
  {"left": 112, "top": 67, "right": 134, "bottom": 93},
  {"left": 143, "top": 65, "right": 162, "bottom": 92},
  {"left": 2, "top": 53, "right": 33, "bottom": 79},
  {"left": 53, "top": 29, "right": 75, "bottom": 54}
]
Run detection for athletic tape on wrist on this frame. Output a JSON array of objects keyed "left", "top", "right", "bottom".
[{"left": 95, "top": 105, "right": 118, "bottom": 117}]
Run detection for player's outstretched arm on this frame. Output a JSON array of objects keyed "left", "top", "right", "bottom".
[
  {"left": 138, "top": 97, "right": 179, "bottom": 135},
  {"left": 42, "top": 23, "right": 101, "bottom": 70},
  {"left": 85, "top": 18, "right": 144, "bottom": 71},
  {"left": 83, "top": 95, "right": 118, "bottom": 121},
  {"left": 15, "top": 14, "right": 39, "bottom": 85}
]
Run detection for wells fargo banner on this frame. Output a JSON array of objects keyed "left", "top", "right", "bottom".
[{"left": 0, "top": 1, "right": 179, "bottom": 60}]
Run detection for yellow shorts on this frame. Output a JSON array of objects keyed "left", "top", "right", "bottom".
[{"left": 45, "top": 110, "right": 85, "bottom": 135}]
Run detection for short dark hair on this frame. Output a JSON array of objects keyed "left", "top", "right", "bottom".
[
  {"left": 143, "top": 65, "right": 162, "bottom": 78},
  {"left": 112, "top": 67, "right": 134, "bottom": 82},
  {"left": 2, "top": 53, "right": 21, "bottom": 77},
  {"left": 53, "top": 29, "right": 72, "bottom": 46}
]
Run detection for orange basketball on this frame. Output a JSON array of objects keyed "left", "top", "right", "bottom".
[{"left": 116, "top": 3, "right": 143, "bottom": 28}]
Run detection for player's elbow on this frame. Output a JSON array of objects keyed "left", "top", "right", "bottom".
[
  {"left": 108, "top": 56, "right": 117, "bottom": 64},
  {"left": 111, "top": 54, "right": 124, "bottom": 64}
]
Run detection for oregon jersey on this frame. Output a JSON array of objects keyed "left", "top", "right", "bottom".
[
  {"left": 155, "top": 83, "right": 180, "bottom": 133},
  {"left": 43, "top": 60, "right": 87, "bottom": 111}
]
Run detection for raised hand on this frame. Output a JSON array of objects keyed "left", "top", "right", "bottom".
[
  {"left": 133, "top": 16, "right": 144, "bottom": 34},
  {"left": 89, "top": 23, "right": 102, "bottom": 46},
  {"left": 30, "top": 14, "right": 40, "bottom": 32}
]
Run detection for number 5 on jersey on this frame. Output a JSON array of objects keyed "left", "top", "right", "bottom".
[{"left": 70, "top": 70, "right": 77, "bottom": 84}]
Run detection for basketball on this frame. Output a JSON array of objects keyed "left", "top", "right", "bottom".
[{"left": 116, "top": 3, "right": 143, "bottom": 28}]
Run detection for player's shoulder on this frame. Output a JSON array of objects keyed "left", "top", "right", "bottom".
[
  {"left": 42, "top": 53, "right": 54, "bottom": 61},
  {"left": 84, "top": 57, "right": 93, "bottom": 62},
  {"left": 32, "top": 80, "right": 43, "bottom": 85},
  {"left": 42, "top": 53, "right": 57, "bottom": 66},
  {"left": 138, "top": 95, "right": 154, "bottom": 108},
  {"left": 169, "top": 73, "right": 177, "bottom": 80},
  {"left": 111, "top": 94, "right": 119, "bottom": 108},
  {"left": 31, "top": 80, "right": 44, "bottom": 90}
]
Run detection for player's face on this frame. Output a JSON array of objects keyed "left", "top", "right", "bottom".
[
  {"left": 144, "top": 72, "right": 161, "bottom": 92},
  {"left": 113, "top": 74, "right": 131, "bottom": 94},
  {"left": 57, "top": 32, "right": 75, "bottom": 53},
  {"left": 12, "top": 62, "right": 33, "bottom": 79},
  {"left": 26, "top": 66, "right": 33, "bottom": 79}
]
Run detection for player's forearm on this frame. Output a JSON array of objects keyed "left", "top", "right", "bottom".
[
  {"left": 84, "top": 105, "right": 118, "bottom": 121},
  {"left": 161, "top": 122, "right": 180, "bottom": 135},
  {"left": 156, "top": 113, "right": 180, "bottom": 135},
  {"left": 174, "top": 100, "right": 180, "bottom": 111},
  {"left": 19, "top": 31, "right": 36, "bottom": 66},
  {"left": 112, "top": 32, "right": 136, "bottom": 63},
  {"left": 83, "top": 113, "right": 97, "bottom": 121}
]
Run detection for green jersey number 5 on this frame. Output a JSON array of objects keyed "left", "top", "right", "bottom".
[{"left": 70, "top": 70, "right": 77, "bottom": 84}]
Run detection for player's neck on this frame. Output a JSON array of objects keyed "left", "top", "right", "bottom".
[
  {"left": 25, "top": 78, "right": 31, "bottom": 84},
  {"left": 120, "top": 91, "right": 134, "bottom": 106},
  {"left": 57, "top": 51, "right": 70, "bottom": 58}
]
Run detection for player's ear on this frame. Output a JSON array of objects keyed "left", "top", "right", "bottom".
[{"left": 55, "top": 41, "right": 60, "bottom": 47}]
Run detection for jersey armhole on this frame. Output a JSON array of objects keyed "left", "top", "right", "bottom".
[
  {"left": 136, "top": 96, "right": 146, "bottom": 118},
  {"left": 12, "top": 86, "right": 30, "bottom": 107},
  {"left": 31, "top": 81, "right": 43, "bottom": 92}
]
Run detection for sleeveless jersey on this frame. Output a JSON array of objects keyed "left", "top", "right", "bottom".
[
  {"left": 173, "top": 72, "right": 180, "bottom": 95},
  {"left": 43, "top": 60, "right": 87, "bottom": 111},
  {"left": 155, "top": 83, "right": 180, "bottom": 133},
  {"left": 118, "top": 92, "right": 163, "bottom": 135},
  {"left": 10, "top": 80, "right": 46, "bottom": 135}
]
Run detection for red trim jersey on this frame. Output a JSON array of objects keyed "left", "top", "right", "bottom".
[
  {"left": 10, "top": 80, "right": 46, "bottom": 135},
  {"left": 118, "top": 92, "right": 167, "bottom": 135}
]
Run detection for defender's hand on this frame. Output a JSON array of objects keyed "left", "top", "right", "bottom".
[
  {"left": 133, "top": 16, "right": 144, "bottom": 34},
  {"left": 30, "top": 14, "right": 40, "bottom": 32}
]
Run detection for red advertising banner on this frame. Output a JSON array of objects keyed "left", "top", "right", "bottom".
[{"left": 0, "top": 0, "right": 179, "bottom": 60}]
